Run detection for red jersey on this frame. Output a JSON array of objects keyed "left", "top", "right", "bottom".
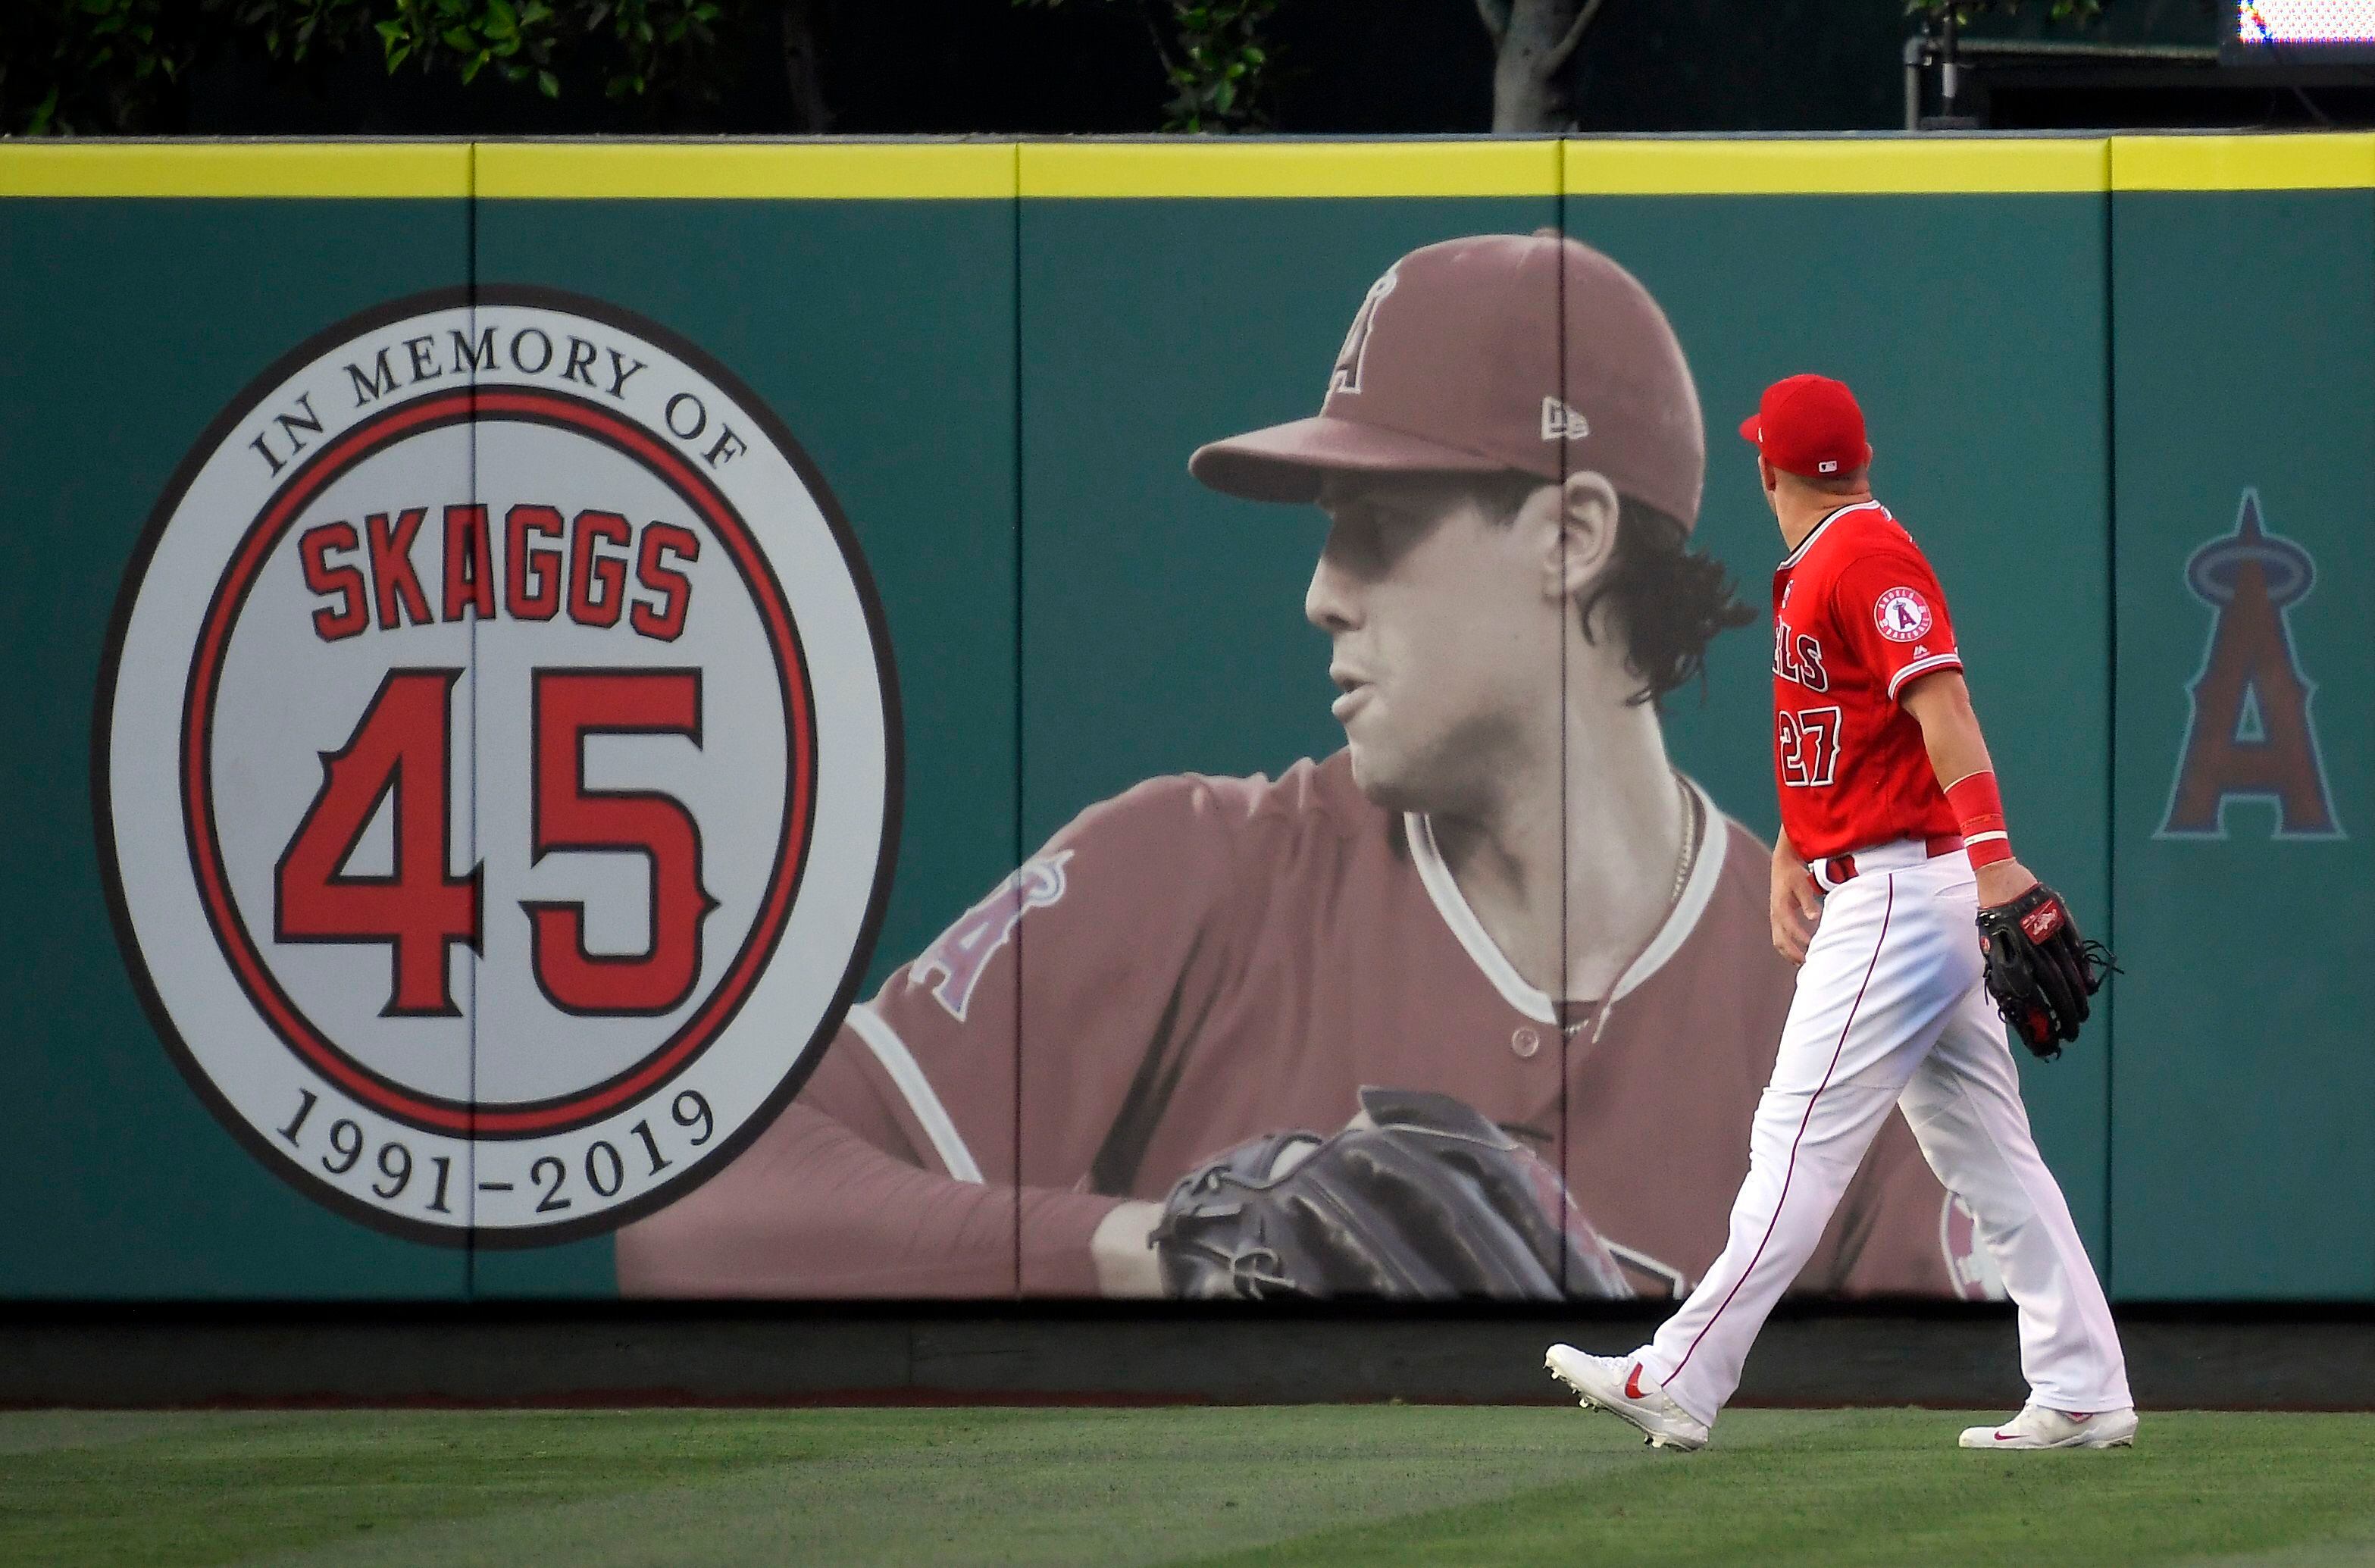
[
  {"left": 618, "top": 750, "right": 1986, "bottom": 1301},
  {"left": 1771, "top": 499, "right": 1965, "bottom": 861}
]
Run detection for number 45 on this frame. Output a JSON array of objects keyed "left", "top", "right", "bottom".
[{"left": 274, "top": 667, "right": 715, "bottom": 1019}]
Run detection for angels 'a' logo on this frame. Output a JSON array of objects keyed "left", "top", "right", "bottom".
[
  {"left": 98, "top": 288, "right": 900, "bottom": 1244},
  {"left": 2159, "top": 490, "right": 2341, "bottom": 840},
  {"left": 909, "top": 850, "right": 1072, "bottom": 1022},
  {"left": 1873, "top": 586, "right": 1932, "bottom": 643},
  {"left": 1326, "top": 268, "right": 1397, "bottom": 399}
]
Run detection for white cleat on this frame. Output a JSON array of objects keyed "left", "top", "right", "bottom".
[
  {"left": 1544, "top": 1344, "right": 1710, "bottom": 1452},
  {"left": 1958, "top": 1404, "right": 2139, "bottom": 1450}
]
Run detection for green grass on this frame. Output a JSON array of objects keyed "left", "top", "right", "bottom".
[{"left": 1, "top": 1407, "right": 2370, "bottom": 1567}]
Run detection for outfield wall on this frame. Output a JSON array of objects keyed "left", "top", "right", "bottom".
[{"left": 1, "top": 135, "right": 2365, "bottom": 1304}]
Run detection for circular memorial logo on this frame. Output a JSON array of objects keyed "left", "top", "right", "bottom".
[{"left": 98, "top": 288, "right": 900, "bottom": 1244}]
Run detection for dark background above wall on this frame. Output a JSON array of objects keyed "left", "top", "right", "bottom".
[{"left": 61, "top": 0, "right": 2374, "bottom": 138}]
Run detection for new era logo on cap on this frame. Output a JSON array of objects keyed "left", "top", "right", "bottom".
[{"left": 1541, "top": 396, "right": 1591, "bottom": 442}]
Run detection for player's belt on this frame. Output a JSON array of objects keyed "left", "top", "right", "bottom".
[{"left": 1818, "top": 833, "right": 1966, "bottom": 889}]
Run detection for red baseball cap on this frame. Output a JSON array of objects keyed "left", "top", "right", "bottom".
[
  {"left": 1188, "top": 231, "right": 1705, "bottom": 529},
  {"left": 1737, "top": 374, "right": 1871, "bottom": 479}
]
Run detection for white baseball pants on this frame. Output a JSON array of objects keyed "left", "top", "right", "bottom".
[{"left": 1639, "top": 841, "right": 2131, "bottom": 1425}]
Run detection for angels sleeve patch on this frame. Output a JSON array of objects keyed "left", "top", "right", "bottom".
[
  {"left": 1873, "top": 586, "right": 1934, "bottom": 643},
  {"left": 909, "top": 851, "right": 1074, "bottom": 1022}
]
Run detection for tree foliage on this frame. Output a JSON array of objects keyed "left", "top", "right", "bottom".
[
  {"left": 1026, "top": 0, "right": 1618, "bottom": 136},
  {"left": 1904, "top": 0, "right": 2104, "bottom": 25},
  {"left": 2, "top": 0, "right": 730, "bottom": 136},
  {"left": 1020, "top": 0, "right": 1281, "bottom": 133}
]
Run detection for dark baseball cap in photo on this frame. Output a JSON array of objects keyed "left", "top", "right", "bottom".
[
  {"left": 1188, "top": 231, "right": 1706, "bottom": 529},
  {"left": 1738, "top": 374, "right": 1872, "bottom": 479}
]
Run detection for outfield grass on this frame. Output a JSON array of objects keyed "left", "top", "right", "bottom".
[{"left": 1, "top": 1407, "right": 2370, "bottom": 1567}]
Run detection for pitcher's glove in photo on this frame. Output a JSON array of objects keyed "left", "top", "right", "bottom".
[
  {"left": 1978, "top": 883, "right": 2115, "bottom": 1060},
  {"left": 1148, "top": 1086, "right": 1633, "bottom": 1301}
]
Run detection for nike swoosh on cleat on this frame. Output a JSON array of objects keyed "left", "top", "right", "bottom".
[{"left": 1626, "top": 1364, "right": 1646, "bottom": 1401}]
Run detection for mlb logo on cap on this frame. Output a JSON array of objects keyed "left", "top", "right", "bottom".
[{"left": 1739, "top": 373, "right": 1872, "bottom": 480}]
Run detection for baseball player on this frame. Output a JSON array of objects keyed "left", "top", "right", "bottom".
[
  {"left": 617, "top": 239, "right": 1987, "bottom": 1304},
  {"left": 1547, "top": 374, "right": 2135, "bottom": 1449}
]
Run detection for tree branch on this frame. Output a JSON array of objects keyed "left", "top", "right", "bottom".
[
  {"left": 1474, "top": 0, "right": 1513, "bottom": 49},
  {"left": 1134, "top": 0, "right": 1183, "bottom": 82},
  {"left": 779, "top": 0, "right": 830, "bottom": 134},
  {"left": 1544, "top": 0, "right": 1608, "bottom": 73}
]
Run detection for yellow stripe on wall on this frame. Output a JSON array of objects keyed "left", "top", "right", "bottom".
[
  {"left": 2112, "top": 133, "right": 2375, "bottom": 191},
  {"left": 1566, "top": 137, "right": 2109, "bottom": 196},
  {"left": 0, "top": 141, "right": 470, "bottom": 198},
  {"left": 475, "top": 140, "right": 1016, "bottom": 199},
  {"left": 6, "top": 135, "right": 2374, "bottom": 200},
  {"left": 1020, "top": 139, "right": 1560, "bottom": 199}
]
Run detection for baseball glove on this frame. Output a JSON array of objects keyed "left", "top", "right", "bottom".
[
  {"left": 1977, "top": 882, "right": 2115, "bottom": 1061},
  {"left": 1148, "top": 1086, "right": 1633, "bottom": 1301}
]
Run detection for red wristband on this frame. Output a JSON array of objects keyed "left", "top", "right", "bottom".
[{"left": 1945, "top": 771, "right": 2013, "bottom": 869}]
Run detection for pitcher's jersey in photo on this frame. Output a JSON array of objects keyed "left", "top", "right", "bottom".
[
  {"left": 1771, "top": 499, "right": 1967, "bottom": 860},
  {"left": 618, "top": 750, "right": 1995, "bottom": 1301}
]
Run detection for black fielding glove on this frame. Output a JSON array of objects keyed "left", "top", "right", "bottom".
[{"left": 1977, "top": 883, "right": 2115, "bottom": 1059}]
